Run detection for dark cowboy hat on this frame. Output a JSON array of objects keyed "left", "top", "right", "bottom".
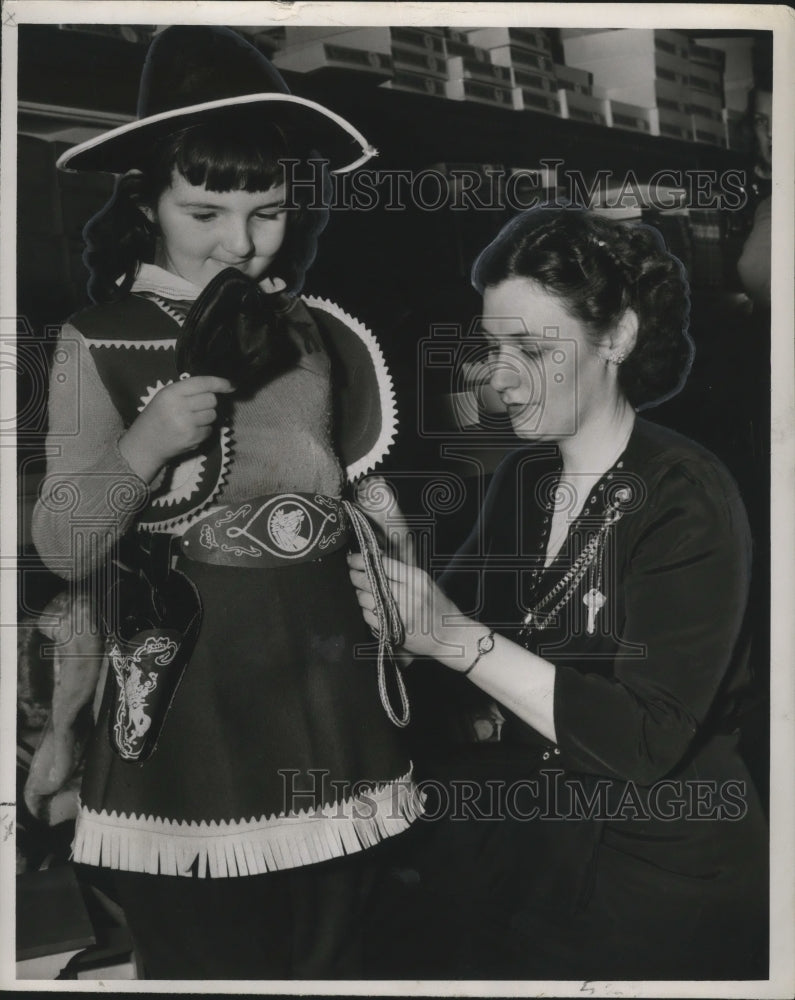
[{"left": 56, "top": 25, "right": 377, "bottom": 174}]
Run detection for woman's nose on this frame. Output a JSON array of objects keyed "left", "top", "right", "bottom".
[{"left": 489, "top": 352, "right": 523, "bottom": 392}]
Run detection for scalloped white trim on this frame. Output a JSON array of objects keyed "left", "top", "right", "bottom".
[
  {"left": 72, "top": 768, "right": 423, "bottom": 877},
  {"left": 137, "top": 423, "right": 234, "bottom": 534},
  {"left": 302, "top": 296, "right": 398, "bottom": 483},
  {"left": 147, "top": 294, "right": 189, "bottom": 327},
  {"left": 81, "top": 337, "right": 177, "bottom": 350}
]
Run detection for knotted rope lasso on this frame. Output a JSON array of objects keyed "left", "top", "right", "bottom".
[{"left": 342, "top": 500, "right": 410, "bottom": 728}]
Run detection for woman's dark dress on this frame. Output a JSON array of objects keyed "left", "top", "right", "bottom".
[{"left": 398, "top": 418, "right": 768, "bottom": 980}]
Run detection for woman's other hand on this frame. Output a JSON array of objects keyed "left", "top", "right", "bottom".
[
  {"left": 119, "top": 375, "right": 235, "bottom": 481},
  {"left": 347, "top": 551, "right": 476, "bottom": 669}
]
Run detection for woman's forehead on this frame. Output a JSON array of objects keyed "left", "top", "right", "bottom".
[{"left": 481, "top": 279, "right": 577, "bottom": 336}]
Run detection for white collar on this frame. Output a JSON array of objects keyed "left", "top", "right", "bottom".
[
  {"left": 128, "top": 263, "right": 289, "bottom": 302},
  {"left": 129, "top": 263, "right": 203, "bottom": 301}
]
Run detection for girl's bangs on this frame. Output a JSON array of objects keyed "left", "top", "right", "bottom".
[{"left": 165, "top": 117, "right": 290, "bottom": 193}]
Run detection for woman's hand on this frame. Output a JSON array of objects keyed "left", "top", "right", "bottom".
[
  {"left": 119, "top": 375, "right": 235, "bottom": 482},
  {"left": 354, "top": 476, "right": 415, "bottom": 564},
  {"left": 347, "top": 551, "right": 478, "bottom": 670}
]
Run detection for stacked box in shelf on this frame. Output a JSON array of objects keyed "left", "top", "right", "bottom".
[
  {"left": 552, "top": 63, "right": 607, "bottom": 126},
  {"left": 562, "top": 28, "right": 693, "bottom": 91},
  {"left": 562, "top": 29, "right": 724, "bottom": 140},
  {"left": 592, "top": 89, "right": 655, "bottom": 135},
  {"left": 687, "top": 52, "right": 725, "bottom": 145},
  {"left": 272, "top": 27, "right": 393, "bottom": 79},
  {"left": 445, "top": 76, "right": 521, "bottom": 110},
  {"left": 554, "top": 63, "right": 594, "bottom": 95},
  {"left": 558, "top": 90, "right": 608, "bottom": 126},
  {"left": 445, "top": 27, "right": 558, "bottom": 116},
  {"left": 445, "top": 56, "right": 519, "bottom": 110},
  {"left": 449, "top": 27, "right": 552, "bottom": 54},
  {"left": 382, "top": 26, "right": 450, "bottom": 98}
]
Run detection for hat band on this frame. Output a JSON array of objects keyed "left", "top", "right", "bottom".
[{"left": 56, "top": 92, "right": 377, "bottom": 174}]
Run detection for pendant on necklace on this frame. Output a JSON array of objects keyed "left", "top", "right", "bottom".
[{"left": 583, "top": 588, "right": 606, "bottom": 635}]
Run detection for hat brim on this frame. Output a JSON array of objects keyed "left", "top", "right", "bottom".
[{"left": 55, "top": 93, "right": 377, "bottom": 175}]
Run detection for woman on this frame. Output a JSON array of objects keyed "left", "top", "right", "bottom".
[
  {"left": 737, "top": 81, "right": 773, "bottom": 306},
  {"left": 31, "top": 26, "right": 421, "bottom": 979},
  {"left": 349, "top": 207, "right": 768, "bottom": 979}
]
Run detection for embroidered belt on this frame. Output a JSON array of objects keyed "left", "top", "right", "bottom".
[{"left": 179, "top": 493, "right": 350, "bottom": 568}]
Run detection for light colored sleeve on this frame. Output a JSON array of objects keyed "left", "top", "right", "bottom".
[{"left": 31, "top": 324, "right": 150, "bottom": 580}]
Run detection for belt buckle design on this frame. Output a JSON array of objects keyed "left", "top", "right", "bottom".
[{"left": 220, "top": 495, "right": 345, "bottom": 561}]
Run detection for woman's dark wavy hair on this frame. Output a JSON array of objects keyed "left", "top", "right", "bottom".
[
  {"left": 471, "top": 206, "right": 693, "bottom": 409},
  {"left": 83, "top": 109, "right": 331, "bottom": 303}
]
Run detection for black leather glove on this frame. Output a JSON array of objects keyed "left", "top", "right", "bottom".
[{"left": 177, "top": 267, "right": 300, "bottom": 395}]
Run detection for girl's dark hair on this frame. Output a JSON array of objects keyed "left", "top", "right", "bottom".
[
  {"left": 471, "top": 206, "right": 693, "bottom": 409},
  {"left": 83, "top": 110, "right": 330, "bottom": 302}
]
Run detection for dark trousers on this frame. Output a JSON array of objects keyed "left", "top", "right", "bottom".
[{"left": 109, "top": 849, "right": 377, "bottom": 980}]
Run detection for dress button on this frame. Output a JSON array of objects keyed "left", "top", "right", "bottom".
[
  {"left": 542, "top": 751, "right": 550, "bottom": 761},
  {"left": 553, "top": 747, "right": 561, "bottom": 756}
]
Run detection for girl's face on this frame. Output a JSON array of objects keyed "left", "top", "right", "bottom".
[
  {"left": 146, "top": 169, "right": 288, "bottom": 286},
  {"left": 480, "top": 278, "right": 618, "bottom": 442}
]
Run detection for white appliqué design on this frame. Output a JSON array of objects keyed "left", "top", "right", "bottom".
[
  {"left": 138, "top": 381, "right": 207, "bottom": 507},
  {"left": 110, "top": 635, "right": 178, "bottom": 760},
  {"left": 202, "top": 495, "right": 343, "bottom": 560},
  {"left": 269, "top": 504, "right": 310, "bottom": 552}
]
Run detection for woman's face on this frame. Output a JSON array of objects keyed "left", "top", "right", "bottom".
[
  {"left": 147, "top": 169, "right": 288, "bottom": 286},
  {"left": 480, "top": 278, "right": 617, "bottom": 442},
  {"left": 753, "top": 90, "right": 772, "bottom": 174}
]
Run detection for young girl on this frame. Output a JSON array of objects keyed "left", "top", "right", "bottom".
[{"left": 32, "top": 26, "right": 421, "bottom": 979}]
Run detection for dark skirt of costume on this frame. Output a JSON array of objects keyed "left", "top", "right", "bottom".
[{"left": 76, "top": 547, "right": 420, "bottom": 878}]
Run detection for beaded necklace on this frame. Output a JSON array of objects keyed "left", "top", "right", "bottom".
[{"left": 519, "top": 458, "right": 634, "bottom": 643}]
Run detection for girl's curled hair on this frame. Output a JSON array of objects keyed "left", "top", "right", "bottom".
[
  {"left": 83, "top": 110, "right": 330, "bottom": 303},
  {"left": 472, "top": 206, "right": 693, "bottom": 409}
]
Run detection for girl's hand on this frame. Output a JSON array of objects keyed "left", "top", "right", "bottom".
[
  {"left": 119, "top": 375, "right": 234, "bottom": 482},
  {"left": 347, "top": 551, "right": 476, "bottom": 669}
]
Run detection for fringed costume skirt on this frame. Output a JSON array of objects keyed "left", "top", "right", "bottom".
[{"left": 74, "top": 547, "right": 421, "bottom": 878}]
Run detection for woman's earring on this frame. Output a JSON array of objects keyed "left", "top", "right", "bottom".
[{"left": 599, "top": 349, "right": 627, "bottom": 366}]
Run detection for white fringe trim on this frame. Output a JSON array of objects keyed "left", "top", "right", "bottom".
[{"left": 72, "top": 769, "right": 424, "bottom": 878}]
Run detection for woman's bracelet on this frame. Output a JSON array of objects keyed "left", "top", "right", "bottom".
[{"left": 462, "top": 629, "right": 496, "bottom": 675}]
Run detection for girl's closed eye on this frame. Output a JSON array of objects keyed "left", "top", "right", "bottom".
[{"left": 191, "top": 212, "right": 217, "bottom": 223}]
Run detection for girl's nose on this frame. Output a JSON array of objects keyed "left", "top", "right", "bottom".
[{"left": 222, "top": 218, "right": 254, "bottom": 258}]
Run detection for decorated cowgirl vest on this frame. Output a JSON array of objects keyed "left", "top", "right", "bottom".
[
  {"left": 70, "top": 292, "right": 398, "bottom": 533},
  {"left": 71, "top": 294, "right": 229, "bottom": 533}
]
